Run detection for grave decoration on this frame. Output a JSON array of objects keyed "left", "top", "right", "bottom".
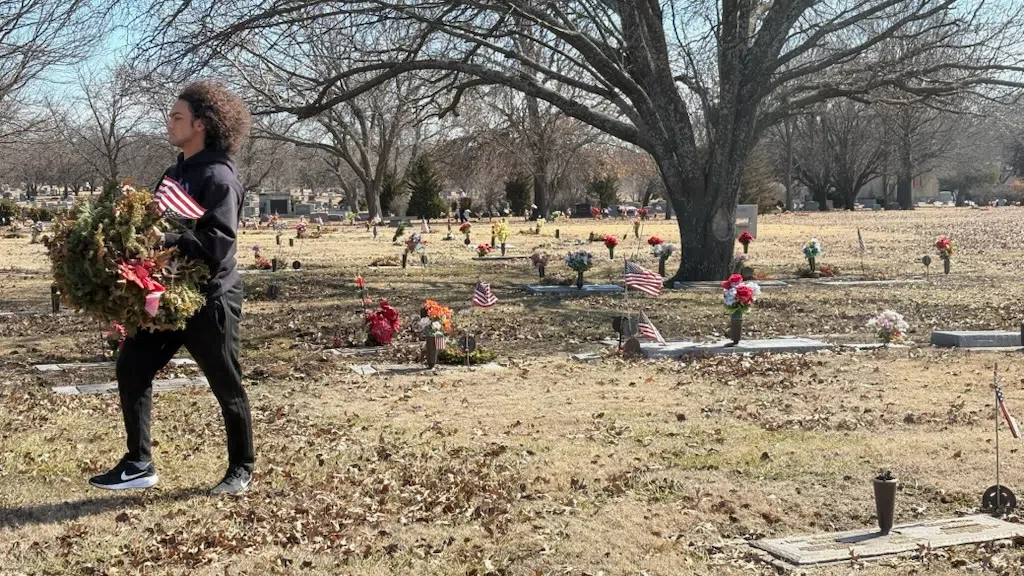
[
  {"left": 935, "top": 235, "right": 953, "bottom": 274},
  {"left": 730, "top": 253, "right": 748, "bottom": 274},
  {"left": 591, "top": 206, "right": 601, "bottom": 219},
  {"left": 921, "top": 254, "right": 932, "bottom": 277},
  {"left": 564, "top": 250, "right": 594, "bottom": 289},
  {"left": 494, "top": 219, "right": 511, "bottom": 255},
  {"left": 252, "top": 245, "right": 272, "bottom": 269},
  {"left": 873, "top": 470, "right": 898, "bottom": 534},
  {"left": 867, "top": 310, "right": 908, "bottom": 345},
  {"left": 638, "top": 207, "right": 649, "bottom": 220},
  {"left": 649, "top": 237, "right": 675, "bottom": 276},
  {"left": 632, "top": 218, "right": 641, "bottom": 238},
  {"left": 722, "top": 273, "right": 761, "bottom": 345},
  {"left": 355, "top": 274, "right": 368, "bottom": 304},
  {"left": 550, "top": 210, "right": 563, "bottom": 220},
  {"left": 46, "top": 187, "right": 209, "bottom": 335},
  {"left": 603, "top": 234, "right": 619, "bottom": 259},
  {"left": 102, "top": 322, "right": 127, "bottom": 357},
  {"left": 419, "top": 299, "right": 453, "bottom": 367},
  {"left": 530, "top": 251, "right": 549, "bottom": 279},
  {"left": 439, "top": 344, "right": 496, "bottom": 365},
  {"left": 460, "top": 222, "right": 471, "bottom": 245},
  {"left": 802, "top": 237, "right": 822, "bottom": 274},
  {"left": 738, "top": 231, "right": 753, "bottom": 253},
  {"left": 477, "top": 243, "right": 493, "bottom": 258},
  {"left": 986, "top": 363, "right": 1019, "bottom": 512},
  {"left": 392, "top": 220, "right": 407, "bottom": 243},
  {"left": 364, "top": 299, "right": 401, "bottom": 346},
  {"left": 30, "top": 221, "right": 44, "bottom": 244},
  {"left": 535, "top": 217, "right": 545, "bottom": 235},
  {"left": 403, "top": 233, "right": 426, "bottom": 267},
  {"left": 295, "top": 221, "right": 308, "bottom": 239}
]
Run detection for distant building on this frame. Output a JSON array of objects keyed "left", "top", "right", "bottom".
[{"left": 258, "top": 192, "right": 293, "bottom": 215}]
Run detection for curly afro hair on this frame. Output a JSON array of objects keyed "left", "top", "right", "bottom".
[{"left": 177, "top": 81, "right": 251, "bottom": 156}]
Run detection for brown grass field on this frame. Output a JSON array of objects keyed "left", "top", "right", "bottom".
[{"left": 3, "top": 207, "right": 1024, "bottom": 575}]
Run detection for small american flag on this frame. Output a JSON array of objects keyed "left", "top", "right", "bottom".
[
  {"left": 997, "top": 385, "right": 1021, "bottom": 439},
  {"left": 624, "top": 261, "right": 662, "bottom": 296},
  {"left": 472, "top": 281, "right": 497, "bottom": 307},
  {"left": 155, "top": 176, "right": 206, "bottom": 219},
  {"left": 637, "top": 311, "right": 665, "bottom": 344},
  {"left": 857, "top": 228, "right": 866, "bottom": 254}
]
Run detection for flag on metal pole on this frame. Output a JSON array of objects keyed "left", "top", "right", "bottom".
[
  {"left": 472, "top": 280, "right": 497, "bottom": 307},
  {"left": 624, "top": 261, "right": 663, "bottom": 296},
  {"left": 637, "top": 311, "right": 666, "bottom": 344},
  {"left": 997, "top": 384, "right": 1021, "bottom": 439},
  {"left": 857, "top": 228, "right": 867, "bottom": 253}
]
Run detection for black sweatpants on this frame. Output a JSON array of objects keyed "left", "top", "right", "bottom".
[{"left": 116, "top": 283, "right": 254, "bottom": 471}]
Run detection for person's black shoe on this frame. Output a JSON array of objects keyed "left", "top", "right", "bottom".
[
  {"left": 89, "top": 455, "right": 158, "bottom": 490},
  {"left": 210, "top": 465, "right": 252, "bottom": 496}
]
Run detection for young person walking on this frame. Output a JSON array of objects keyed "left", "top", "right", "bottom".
[{"left": 89, "top": 82, "right": 255, "bottom": 495}]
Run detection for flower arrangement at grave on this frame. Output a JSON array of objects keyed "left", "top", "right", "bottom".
[
  {"left": 477, "top": 243, "right": 493, "bottom": 258},
  {"left": 550, "top": 210, "right": 563, "bottom": 220},
  {"left": 535, "top": 217, "right": 545, "bottom": 234},
  {"left": 632, "top": 218, "right": 641, "bottom": 238},
  {"left": 45, "top": 187, "right": 209, "bottom": 335},
  {"left": 867, "top": 310, "right": 908, "bottom": 345},
  {"left": 603, "top": 234, "right": 619, "bottom": 259},
  {"left": 418, "top": 299, "right": 453, "bottom": 338},
  {"left": 649, "top": 237, "right": 675, "bottom": 276},
  {"left": 252, "top": 245, "right": 272, "bottom": 269},
  {"left": 591, "top": 206, "right": 601, "bottom": 219},
  {"left": 722, "top": 273, "right": 761, "bottom": 344},
  {"left": 459, "top": 222, "right": 471, "bottom": 245},
  {"left": 403, "top": 232, "right": 427, "bottom": 267},
  {"left": 295, "top": 221, "right": 308, "bottom": 239},
  {"left": 935, "top": 236, "right": 953, "bottom": 274},
  {"left": 494, "top": 219, "right": 511, "bottom": 255},
  {"left": 564, "top": 250, "right": 594, "bottom": 289},
  {"left": 730, "top": 253, "right": 748, "bottom": 274},
  {"left": 346, "top": 211, "right": 357, "bottom": 225},
  {"left": 102, "top": 322, "right": 127, "bottom": 356},
  {"left": 30, "top": 221, "right": 44, "bottom": 244},
  {"left": 738, "top": 231, "right": 753, "bottom": 253},
  {"left": 638, "top": 207, "right": 649, "bottom": 220},
  {"left": 438, "top": 345, "right": 497, "bottom": 365},
  {"left": 364, "top": 299, "right": 401, "bottom": 345},
  {"left": 530, "top": 251, "right": 549, "bottom": 279},
  {"left": 803, "top": 237, "right": 822, "bottom": 273}
]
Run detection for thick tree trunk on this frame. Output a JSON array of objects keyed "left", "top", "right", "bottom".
[
  {"left": 363, "top": 181, "right": 383, "bottom": 219},
  {"left": 532, "top": 157, "right": 548, "bottom": 219},
  {"left": 897, "top": 132, "right": 913, "bottom": 210},
  {"left": 663, "top": 177, "right": 736, "bottom": 282}
]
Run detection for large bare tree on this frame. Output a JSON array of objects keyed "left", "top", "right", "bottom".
[{"left": 140, "top": 0, "right": 1024, "bottom": 280}]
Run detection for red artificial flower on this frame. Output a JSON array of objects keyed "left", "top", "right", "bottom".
[
  {"left": 638, "top": 207, "right": 648, "bottom": 216},
  {"left": 647, "top": 236, "right": 664, "bottom": 246},
  {"left": 603, "top": 235, "right": 619, "bottom": 248},
  {"left": 591, "top": 207, "right": 601, "bottom": 218},
  {"left": 738, "top": 232, "right": 753, "bottom": 244},
  {"left": 356, "top": 275, "right": 365, "bottom": 289},
  {"left": 735, "top": 284, "right": 754, "bottom": 305},
  {"left": 721, "top": 273, "right": 743, "bottom": 289}
]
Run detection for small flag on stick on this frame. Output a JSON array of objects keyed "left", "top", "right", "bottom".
[
  {"left": 857, "top": 228, "right": 867, "bottom": 254},
  {"left": 472, "top": 280, "right": 497, "bottom": 307},
  {"left": 155, "top": 176, "right": 205, "bottom": 219},
  {"left": 997, "top": 385, "right": 1021, "bottom": 439},
  {"left": 624, "top": 261, "right": 663, "bottom": 296},
  {"left": 638, "top": 311, "right": 665, "bottom": 344}
]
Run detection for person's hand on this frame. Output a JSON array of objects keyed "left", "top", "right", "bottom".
[{"left": 148, "top": 226, "right": 163, "bottom": 244}]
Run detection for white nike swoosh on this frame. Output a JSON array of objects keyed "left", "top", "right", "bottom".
[{"left": 120, "top": 470, "right": 148, "bottom": 481}]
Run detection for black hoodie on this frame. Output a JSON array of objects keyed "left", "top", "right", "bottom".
[{"left": 159, "top": 148, "right": 243, "bottom": 298}]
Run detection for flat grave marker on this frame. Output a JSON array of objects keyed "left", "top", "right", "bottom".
[
  {"left": 637, "top": 337, "right": 832, "bottom": 359},
  {"left": 525, "top": 284, "right": 624, "bottom": 295},
  {"left": 751, "top": 515, "right": 1024, "bottom": 567},
  {"left": 931, "top": 330, "right": 1021, "bottom": 348},
  {"left": 53, "top": 376, "right": 208, "bottom": 395},
  {"left": 35, "top": 358, "right": 196, "bottom": 372}
]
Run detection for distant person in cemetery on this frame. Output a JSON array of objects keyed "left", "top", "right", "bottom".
[{"left": 89, "top": 81, "right": 256, "bottom": 496}]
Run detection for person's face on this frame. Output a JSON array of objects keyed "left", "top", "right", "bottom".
[{"left": 166, "top": 99, "right": 204, "bottom": 148}]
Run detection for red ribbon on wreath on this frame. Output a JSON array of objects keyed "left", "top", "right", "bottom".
[{"left": 118, "top": 261, "right": 166, "bottom": 317}]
